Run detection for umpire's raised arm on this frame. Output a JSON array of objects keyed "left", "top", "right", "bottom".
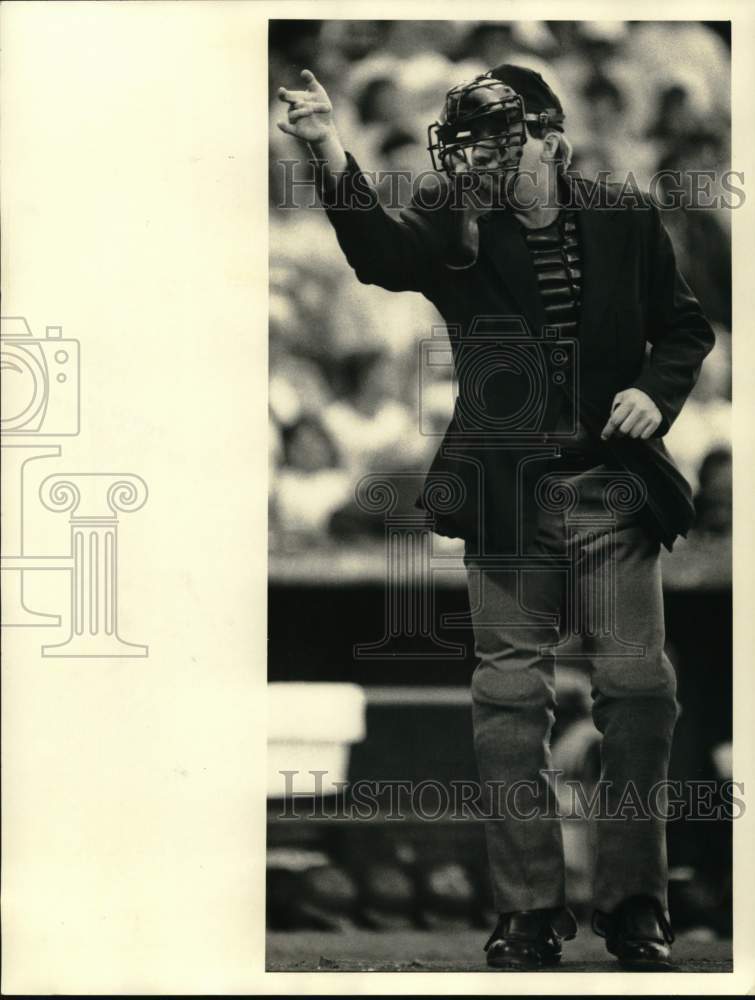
[{"left": 277, "top": 69, "right": 459, "bottom": 294}]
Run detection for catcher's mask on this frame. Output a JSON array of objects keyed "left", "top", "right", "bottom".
[{"left": 427, "top": 72, "right": 565, "bottom": 178}]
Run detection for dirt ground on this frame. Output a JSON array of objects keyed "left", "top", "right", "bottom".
[{"left": 266, "top": 926, "right": 733, "bottom": 973}]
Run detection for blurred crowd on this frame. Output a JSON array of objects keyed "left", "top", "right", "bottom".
[{"left": 268, "top": 20, "right": 732, "bottom": 553}]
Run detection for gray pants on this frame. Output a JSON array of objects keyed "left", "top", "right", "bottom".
[{"left": 465, "top": 465, "right": 679, "bottom": 915}]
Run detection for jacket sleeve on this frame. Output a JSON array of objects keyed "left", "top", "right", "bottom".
[
  {"left": 631, "top": 205, "right": 717, "bottom": 435},
  {"left": 315, "top": 152, "right": 454, "bottom": 294}
]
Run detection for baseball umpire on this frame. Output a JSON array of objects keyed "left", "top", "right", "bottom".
[{"left": 277, "top": 63, "right": 715, "bottom": 970}]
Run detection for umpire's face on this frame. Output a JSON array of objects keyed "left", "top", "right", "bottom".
[
  {"left": 443, "top": 124, "right": 523, "bottom": 207},
  {"left": 443, "top": 120, "right": 561, "bottom": 210},
  {"left": 508, "top": 130, "right": 563, "bottom": 206}
]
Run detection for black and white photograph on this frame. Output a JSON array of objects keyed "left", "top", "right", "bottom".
[{"left": 268, "top": 16, "right": 737, "bottom": 974}]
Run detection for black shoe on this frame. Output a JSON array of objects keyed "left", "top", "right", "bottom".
[
  {"left": 484, "top": 908, "right": 577, "bottom": 970},
  {"left": 593, "top": 895, "right": 675, "bottom": 971}
]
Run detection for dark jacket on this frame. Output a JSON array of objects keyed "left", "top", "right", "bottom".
[{"left": 318, "top": 154, "right": 716, "bottom": 552}]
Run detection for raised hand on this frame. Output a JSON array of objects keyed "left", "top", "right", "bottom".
[{"left": 277, "top": 69, "right": 336, "bottom": 145}]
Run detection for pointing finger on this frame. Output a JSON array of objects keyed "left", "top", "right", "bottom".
[
  {"left": 301, "top": 68, "right": 327, "bottom": 95},
  {"left": 601, "top": 401, "right": 632, "bottom": 440}
]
